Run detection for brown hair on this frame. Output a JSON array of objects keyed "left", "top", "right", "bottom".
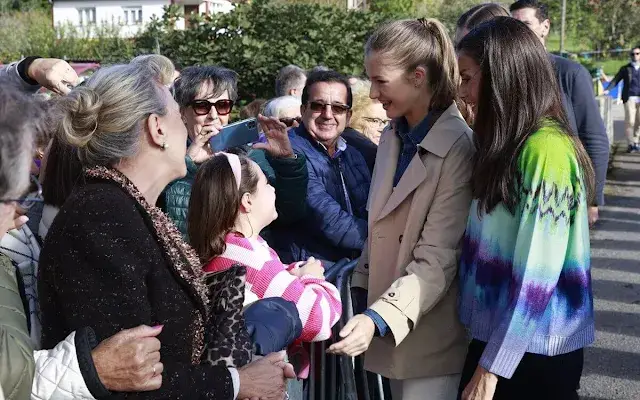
[
  {"left": 365, "top": 18, "right": 458, "bottom": 110},
  {"left": 458, "top": 17, "right": 595, "bottom": 213},
  {"left": 458, "top": 3, "right": 509, "bottom": 32},
  {"left": 188, "top": 153, "right": 260, "bottom": 263},
  {"left": 239, "top": 99, "right": 267, "bottom": 119}
]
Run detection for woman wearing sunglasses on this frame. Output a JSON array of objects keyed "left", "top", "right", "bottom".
[{"left": 162, "top": 66, "right": 309, "bottom": 240}]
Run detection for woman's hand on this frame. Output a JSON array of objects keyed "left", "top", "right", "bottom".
[
  {"left": 461, "top": 366, "right": 498, "bottom": 400},
  {"left": 238, "top": 351, "right": 295, "bottom": 400},
  {"left": 292, "top": 257, "right": 324, "bottom": 279},
  {"left": 92, "top": 325, "right": 164, "bottom": 392},
  {"left": 326, "top": 314, "right": 375, "bottom": 357},
  {"left": 253, "top": 114, "right": 295, "bottom": 159},
  {"left": 27, "top": 58, "right": 79, "bottom": 95},
  {"left": 187, "top": 120, "right": 222, "bottom": 164}
]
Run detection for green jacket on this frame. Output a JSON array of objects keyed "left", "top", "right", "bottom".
[
  {"left": 0, "top": 254, "right": 34, "bottom": 400},
  {"left": 161, "top": 148, "right": 308, "bottom": 239}
]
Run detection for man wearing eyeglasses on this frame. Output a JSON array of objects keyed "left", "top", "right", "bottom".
[
  {"left": 272, "top": 70, "right": 371, "bottom": 265},
  {"left": 606, "top": 46, "right": 640, "bottom": 153}
]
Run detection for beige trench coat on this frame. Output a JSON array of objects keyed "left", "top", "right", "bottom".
[{"left": 352, "top": 103, "right": 475, "bottom": 380}]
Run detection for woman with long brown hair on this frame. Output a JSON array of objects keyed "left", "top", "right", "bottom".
[{"left": 456, "top": 17, "right": 595, "bottom": 400}]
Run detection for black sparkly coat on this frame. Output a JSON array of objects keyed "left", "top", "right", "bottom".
[{"left": 39, "top": 169, "right": 234, "bottom": 400}]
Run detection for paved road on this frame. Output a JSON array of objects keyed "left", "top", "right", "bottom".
[{"left": 580, "top": 104, "right": 640, "bottom": 400}]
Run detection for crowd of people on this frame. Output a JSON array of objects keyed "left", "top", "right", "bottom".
[{"left": 0, "top": 0, "right": 620, "bottom": 399}]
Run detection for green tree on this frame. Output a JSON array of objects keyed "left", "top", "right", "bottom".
[
  {"left": 369, "top": 0, "right": 416, "bottom": 16},
  {"left": 0, "top": 0, "right": 49, "bottom": 12},
  {"left": 137, "top": 0, "right": 390, "bottom": 100},
  {"left": 585, "top": 0, "right": 640, "bottom": 50},
  {"left": 0, "top": 9, "right": 135, "bottom": 63}
]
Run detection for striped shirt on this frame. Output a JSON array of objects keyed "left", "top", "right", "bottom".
[{"left": 204, "top": 232, "right": 342, "bottom": 343}]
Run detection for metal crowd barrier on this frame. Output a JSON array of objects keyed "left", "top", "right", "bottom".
[
  {"left": 595, "top": 94, "right": 614, "bottom": 146},
  {"left": 306, "top": 258, "right": 391, "bottom": 400}
]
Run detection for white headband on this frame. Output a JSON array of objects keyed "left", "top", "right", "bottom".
[{"left": 220, "top": 152, "right": 241, "bottom": 189}]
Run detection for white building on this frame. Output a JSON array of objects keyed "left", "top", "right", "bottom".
[{"left": 52, "top": 0, "right": 235, "bottom": 38}]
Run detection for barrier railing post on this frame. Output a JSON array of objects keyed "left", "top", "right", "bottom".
[
  {"left": 596, "top": 94, "right": 614, "bottom": 146},
  {"left": 305, "top": 258, "right": 375, "bottom": 400},
  {"left": 309, "top": 342, "right": 316, "bottom": 400}
]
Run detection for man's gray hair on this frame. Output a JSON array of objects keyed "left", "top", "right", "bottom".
[
  {"left": 263, "top": 96, "right": 302, "bottom": 118},
  {"left": 275, "top": 65, "right": 306, "bottom": 97}
]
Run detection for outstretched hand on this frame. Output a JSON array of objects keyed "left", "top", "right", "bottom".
[
  {"left": 253, "top": 114, "right": 295, "bottom": 159},
  {"left": 27, "top": 58, "right": 79, "bottom": 95},
  {"left": 326, "top": 314, "right": 375, "bottom": 357}
]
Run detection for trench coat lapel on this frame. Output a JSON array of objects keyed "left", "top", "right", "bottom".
[{"left": 373, "top": 103, "right": 468, "bottom": 222}]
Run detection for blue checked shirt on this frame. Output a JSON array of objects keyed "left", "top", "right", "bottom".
[{"left": 393, "top": 112, "right": 437, "bottom": 187}]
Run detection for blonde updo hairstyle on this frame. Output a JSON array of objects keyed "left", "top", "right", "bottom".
[
  {"left": 348, "top": 80, "right": 382, "bottom": 140},
  {"left": 130, "top": 54, "right": 177, "bottom": 86},
  {"left": 56, "top": 58, "right": 175, "bottom": 167},
  {"left": 365, "top": 18, "right": 459, "bottom": 111}
]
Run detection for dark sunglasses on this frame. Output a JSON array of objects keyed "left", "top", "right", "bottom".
[
  {"left": 189, "top": 99, "right": 235, "bottom": 116},
  {"left": 279, "top": 117, "right": 302, "bottom": 127},
  {"left": 0, "top": 175, "right": 43, "bottom": 210},
  {"left": 307, "top": 101, "right": 351, "bottom": 115}
]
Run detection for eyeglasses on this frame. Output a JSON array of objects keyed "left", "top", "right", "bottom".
[
  {"left": 307, "top": 101, "right": 351, "bottom": 115},
  {"left": 363, "top": 117, "right": 390, "bottom": 127},
  {"left": 279, "top": 117, "right": 302, "bottom": 127},
  {"left": 189, "top": 99, "right": 235, "bottom": 116},
  {"left": 0, "top": 175, "right": 44, "bottom": 210}
]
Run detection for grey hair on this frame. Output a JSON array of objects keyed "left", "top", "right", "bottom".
[
  {"left": 263, "top": 96, "right": 302, "bottom": 118},
  {"left": 308, "top": 65, "right": 330, "bottom": 74},
  {"left": 275, "top": 65, "right": 306, "bottom": 97},
  {"left": 173, "top": 66, "right": 238, "bottom": 109},
  {"left": 130, "top": 54, "right": 176, "bottom": 86},
  {"left": 56, "top": 63, "right": 169, "bottom": 167},
  {"left": 0, "top": 79, "right": 43, "bottom": 198}
]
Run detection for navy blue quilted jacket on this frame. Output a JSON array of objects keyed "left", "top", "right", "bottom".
[{"left": 270, "top": 125, "right": 371, "bottom": 264}]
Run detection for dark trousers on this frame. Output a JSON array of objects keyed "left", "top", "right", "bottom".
[{"left": 458, "top": 340, "right": 584, "bottom": 400}]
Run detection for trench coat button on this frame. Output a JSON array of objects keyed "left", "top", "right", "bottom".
[
  {"left": 388, "top": 292, "right": 395, "bottom": 298},
  {"left": 364, "top": 263, "right": 369, "bottom": 269},
  {"left": 399, "top": 235, "right": 403, "bottom": 243}
]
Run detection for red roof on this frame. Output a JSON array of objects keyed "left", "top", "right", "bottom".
[{"left": 70, "top": 62, "right": 100, "bottom": 75}]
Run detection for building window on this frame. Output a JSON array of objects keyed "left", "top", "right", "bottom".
[
  {"left": 77, "top": 7, "right": 96, "bottom": 26},
  {"left": 123, "top": 7, "right": 143, "bottom": 25}
]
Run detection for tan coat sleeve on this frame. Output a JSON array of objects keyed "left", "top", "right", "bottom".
[
  {"left": 369, "top": 136, "right": 474, "bottom": 346},
  {"left": 0, "top": 255, "right": 35, "bottom": 399},
  {"left": 352, "top": 243, "right": 369, "bottom": 290}
]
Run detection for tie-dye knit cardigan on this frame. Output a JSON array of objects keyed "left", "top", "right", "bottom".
[{"left": 458, "top": 123, "right": 594, "bottom": 379}]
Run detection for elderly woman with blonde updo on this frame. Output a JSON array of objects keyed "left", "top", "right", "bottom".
[
  {"left": 348, "top": 79, "right": 389, "bottom": 145},
  {"left": 38, "top": 58, "right": 294, "bottom": 399}
]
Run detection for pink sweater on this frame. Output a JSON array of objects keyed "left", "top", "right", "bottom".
[{"left": 204, "top": 232, "right": 342, "bottom": 343}]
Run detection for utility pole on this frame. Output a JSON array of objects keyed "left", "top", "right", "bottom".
[{"left": 560, "top": 0, "right": 567, "bottom": 55}]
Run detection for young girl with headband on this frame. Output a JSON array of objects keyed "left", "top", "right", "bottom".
[{"left": 188, "top": 151, "right": 342, "bottom": 376}]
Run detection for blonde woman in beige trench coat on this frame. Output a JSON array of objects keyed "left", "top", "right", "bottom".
[{"left": 327, "top": 18, "right": 475, "bottom": 400}]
